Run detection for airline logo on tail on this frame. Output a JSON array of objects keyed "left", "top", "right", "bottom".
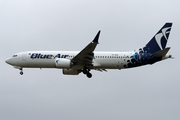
[
  {"left": 145, "top": 23, "right": 172, "bottom": 54},
  {"left": 155, "top": 27, "right": 171, "bottom": 50}
]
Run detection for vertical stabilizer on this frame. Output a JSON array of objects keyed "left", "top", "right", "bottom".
[{"left": 145, "top": 23, "right": 172, "bottom": 54}]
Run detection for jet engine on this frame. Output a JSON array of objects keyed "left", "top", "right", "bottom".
[
  {"left": 63, "top": 69, "right": 80, "bottom": 75},
  {"left": 55, "top": 58, "right": 73, "bottom": 68}
]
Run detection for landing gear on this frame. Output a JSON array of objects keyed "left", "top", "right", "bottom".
[
  {"left": 20, "top": 71, "right": 23, "bottom": 75},
  {"left": 83, "top": 67, "right": 92, "bottom": 78},
  {"left": 19, "top": 68, "right": 23, "bottom": 75},
  {"left": 83, "top": 69, "right": 88, "bottom": 74},
  {"left": 86, "top": 72, "right": 92, "bottom": 78}
]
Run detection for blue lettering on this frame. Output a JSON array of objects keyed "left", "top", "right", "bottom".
[
  {"left": 31, "top": 53, "right": 38, "bottom": 59},
  {"left": 40, "top": 54, "right": 46, "bottom": 59},
  {"left": 30, "top": 53, "right": 69, "bottom": 59},
  {"left": 54, "top": 54, "right": 61, "bottom": 58},
  {"left": 64, "top": 55, "right": 69, "bottom": 58},
  {"left": 37, "top": 54, "right": 41, "bottom": 58},
  {"left": 46, "top": 55, "right": 53, "bottom": 59}
]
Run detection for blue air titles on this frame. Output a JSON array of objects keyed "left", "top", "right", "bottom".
[{"left": 30, "top": 53, "right": 69, "bottom": 59}]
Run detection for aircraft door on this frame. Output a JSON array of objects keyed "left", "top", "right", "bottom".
[{"left": 22, "top": 53, "right": 27, "bottom": 61}]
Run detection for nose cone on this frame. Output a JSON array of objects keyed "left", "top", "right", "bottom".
[{"left": 5, "top": 58, "right": 12, "bottom": 65}]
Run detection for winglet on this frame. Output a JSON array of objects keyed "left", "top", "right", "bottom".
[{"left": 92, "top": 30, "right": 101, "bottom": 44}]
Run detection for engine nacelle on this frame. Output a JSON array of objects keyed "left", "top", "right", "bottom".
[
  {"left": 63, "top": 69, "right": 80, "bottom": 75},
  {"left": 55, "top": 58, "right": 72, "bottom": 68}
]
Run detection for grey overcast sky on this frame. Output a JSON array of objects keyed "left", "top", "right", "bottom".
[{"left": 0, "top": 0, "right": 180, "bottom": 120}]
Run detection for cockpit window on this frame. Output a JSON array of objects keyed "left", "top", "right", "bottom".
[{"left": 13, "top": 55, "right": 17, "bottom": 57}]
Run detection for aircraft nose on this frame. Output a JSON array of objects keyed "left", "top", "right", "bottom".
[{"left": 5, "top": 58, "right": 11, "bottom": 65}]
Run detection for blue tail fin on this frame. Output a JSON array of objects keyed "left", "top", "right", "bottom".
[{"left": 144, "top": 23, "right": 172, "bottom": 54}]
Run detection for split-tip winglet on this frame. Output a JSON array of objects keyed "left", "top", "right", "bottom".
[{"left": 92, "top": 30, "right": 101, "bottom": 44}]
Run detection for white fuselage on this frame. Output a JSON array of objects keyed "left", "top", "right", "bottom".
[{"left": 6, "top": 51, "right": 135, "bottom": 70}]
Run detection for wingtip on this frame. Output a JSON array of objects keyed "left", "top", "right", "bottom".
[{"left": 92, "top": 30, "right": 101, "bottom": 44}]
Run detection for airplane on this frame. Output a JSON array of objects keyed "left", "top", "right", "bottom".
[{"left": 5, "top": 23, "right": 173, "bottom": 78}]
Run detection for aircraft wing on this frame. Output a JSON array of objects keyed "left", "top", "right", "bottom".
[{"left": 71, "top": 31, "right": 100, "bottom": 67}]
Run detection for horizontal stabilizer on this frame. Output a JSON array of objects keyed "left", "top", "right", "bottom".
[{"left": 151, "top": 47, "right": 171, "bottom": 57}]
